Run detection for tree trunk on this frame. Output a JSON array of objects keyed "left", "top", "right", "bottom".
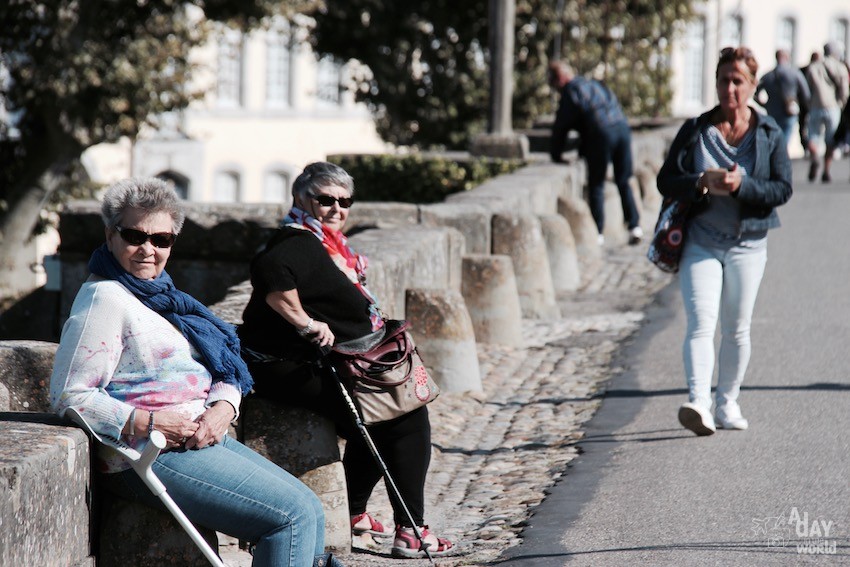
[{"left": 0, "top": 154, "right": 79, "bottom": 297}]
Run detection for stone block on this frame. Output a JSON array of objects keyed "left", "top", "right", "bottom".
[
  {"left": 468, "top": 132, "right": 530, "bottom": 159},
  {"left": 348, "top": 226, "right": 464, "bottom": 319},
  {"left": 0, "top": 413, "right": 92, "bottom": 567},
  {"left": 405, "top": 289, "right": 482, "bottom": 393},
  {"left": 97, "top": 498, "right": 219, "bottom": 567},
  {"left": 345, "top": 202, "right": 420, "bottom": 234},
  {"left": 539, "top": 215, "right": 581, "bottom": 293},
  {"left": 0, "top": 341, "right": 58, "bottom": 412},
  {"left": 558, "top": 196, "right": 602, "bottom": 259},
  {"left": 491, "top": 213, "right": 560, "bottom": 319},
  {"left": 602, "top": 182, "right": 629, "bottom": 245},
  {"left": 419, "top": 202, "right": 492, "bottom": 255},
  {"left": 239, "top": 398, "right": 350, "bottom": 553},
  {"left": 461, "top": 255, "right": 524, "bottom": 347}
]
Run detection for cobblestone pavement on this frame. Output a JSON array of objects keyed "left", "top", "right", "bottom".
[{"left": 221, "top": 242, "right": 673, "bottom": 566}]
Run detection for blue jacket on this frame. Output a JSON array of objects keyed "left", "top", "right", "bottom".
[
  {"left": 657, "top": 107, "right": 792, "bottom": 232},
  {"left": 550, "top": 76, "right": 628, "bottom": 162}
]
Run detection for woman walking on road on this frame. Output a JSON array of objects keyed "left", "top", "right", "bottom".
[{"left": 657, "top": 47, "right": 793, "bottom": 436}]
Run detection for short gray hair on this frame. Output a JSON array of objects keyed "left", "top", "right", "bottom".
[
  {"left": 291, "top": 162, "right": 354, "bottom": 200},
  {"left": 100, "top": 177, "right": 186, "bottom": 233}
]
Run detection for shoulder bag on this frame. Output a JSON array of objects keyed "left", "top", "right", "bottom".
[
  {"left": 331, "top": 320, "right": 440, "bottom": 424},
  {"left": 647, "top": 196, "right": 691, "bottom": 273}
]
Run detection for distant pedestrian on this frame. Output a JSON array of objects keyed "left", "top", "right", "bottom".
[
  {"left": 548, "top": 60, "right": 642, "bottom": 245},
  {"left": 803, "top": 43, "right": 850, "bottom": 182},
  {"left": 656, "top": 47, "right": 792, "bottom": 436},
  {"left": 756, "top": 49, "right": 810, "bottom": 149}
]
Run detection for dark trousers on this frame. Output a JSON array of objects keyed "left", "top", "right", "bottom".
[
  {"left": 584, "top": 122, "right": 639, "bottom": 233},
  {"left": 248, "top": 360, "right": 431, "bottom": 527}
]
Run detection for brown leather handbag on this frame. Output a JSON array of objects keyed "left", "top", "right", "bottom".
[{"left": 331, "top": 320, "right": 440, "bottom": 424}]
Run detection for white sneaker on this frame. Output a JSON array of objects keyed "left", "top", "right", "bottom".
[
  {"left": 628, "top": 226, "right": 644, "bottom": 245},
  {"left": 715, "top": 404, "right": 749, "bottom": 430},
  {"left": 678, "top": 402, "right": 716, "bottom": 436},
  {"left": 597, "top": 234, "right": 605, "bottom": 246}
]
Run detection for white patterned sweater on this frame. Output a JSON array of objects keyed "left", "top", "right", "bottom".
[{"left": 50, "top": 277, "right": 242, "bottom": 473}]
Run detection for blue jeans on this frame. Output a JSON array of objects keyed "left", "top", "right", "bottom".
[
  {"left": 771, "top": 113, "right": 797, "bottom": 149},
  {"left": 101, "top": 435, "right": 325, "bottom": 567},
  {"left": 679, "top": 238, "right": 767, "bottom": 412},
  {"left": 585, "top": 122, "right": 639, "bottom": 233}
]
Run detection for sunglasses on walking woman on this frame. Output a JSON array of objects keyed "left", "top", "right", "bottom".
[{"left": 116, "top": 226, "right": 178, "bottom": 248}]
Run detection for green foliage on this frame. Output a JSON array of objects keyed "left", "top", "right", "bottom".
[
  {"left": 328, "top": 154, "right": 525, "bottom": 203},
  {"left": 0, "top": 0, "right": 313, "bottom": 249},
  {"left": 311, "top": 0, "right": 696, "bottom": 149},
  {"left": 313, "top": 1, "right": 490, "bottom": 149}
]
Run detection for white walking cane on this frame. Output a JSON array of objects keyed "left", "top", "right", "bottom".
[{"left": 65, "top": 407, "right": 225, "bottom": 567}]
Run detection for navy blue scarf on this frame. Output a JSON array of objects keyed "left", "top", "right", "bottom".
[{"left": 88, "top": 244, "right": 253, "bottom": 395}]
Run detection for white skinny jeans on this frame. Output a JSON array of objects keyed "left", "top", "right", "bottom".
[{"left": 679, "top": 238, "right": 767, "bottom": 413}]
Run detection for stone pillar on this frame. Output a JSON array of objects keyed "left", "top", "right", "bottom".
[
  {"left": 602, "top": 182, "right": 628, "bottom": 245},
  {"left": 469, "top": 0, "right": 529, "bottom": 158},
  {"left": 461, "top": 255, "right": 524, "bottom": 347},
  {"left": 405, "top": 289, "right": 482, "bottom": 393},
  {"left": 239, "top": 399, "right": 351, "bottom": 553},
  {"left": 557, "top": 196, "right": 601, "bottom": 259},
  {"left": 539, "top": 215, "right": 580, "bottom": 292},
  {"left": 491, "top": 213, "right": 560, "bottom": 319},
  {"left": 0, "top": 340, "right": 58, "bottom": 412},
  {"left": 98, "top": 500, "right": 219, "bottom": 567}
]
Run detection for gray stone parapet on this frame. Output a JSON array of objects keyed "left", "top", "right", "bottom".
[
  {"left": 0, "top": 340, "right": 58, "bottom": 412},
  {"left": 0, "top": 413, "right": 93, "bottom": 567},
  {"left": 405, "top": 289, "right": 482, "bottom": 393},
  {"left": 460, "top": 255, "right": 524, "bottom": 347},
  {"left": 98, "top": 500, "right": 219, "bottom": 567},
  {"left": 492, "top": 213, "right": 560, "bottom": 320},
  {"left": 539, "top": 214, "right": 581, "bottom": 293}
]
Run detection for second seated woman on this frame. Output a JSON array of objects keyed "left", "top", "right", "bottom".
[{"left": 238, "top": 161, "right": 453, "bottom": 559}]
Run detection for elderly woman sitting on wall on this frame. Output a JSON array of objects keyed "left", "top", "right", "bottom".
[
  {"left": 50, "top": 177, "right": 343, "bottom": 567},
  {"left": 239, "top": 162, "right": 453, "bottom": 559}
]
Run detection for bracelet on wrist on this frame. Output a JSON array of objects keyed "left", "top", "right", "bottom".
[
  {"left": 147, "top": 410, "right": 155, "bottom": 437},
  {"left": 298, "top": 318, "right": 314, "bottom": 336}
]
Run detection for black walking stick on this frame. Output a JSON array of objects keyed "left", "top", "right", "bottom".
[{"left": 315, "top": 351, "right": 436, "bottom": 565}]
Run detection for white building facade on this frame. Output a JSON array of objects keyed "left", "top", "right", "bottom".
[
  {"left": 670, "top": 0, "right": 850, "bottom": 118},
  {"left": 83, "top": 15, "right": 388, "bottom": 209}
]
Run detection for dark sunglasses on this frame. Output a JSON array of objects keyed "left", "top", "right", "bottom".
[
  {"left": 115, "top": 226, "right": 177, "bottom": 248},
  {"left": 309, "top": 193, "right": 354, "bottom": 208}
]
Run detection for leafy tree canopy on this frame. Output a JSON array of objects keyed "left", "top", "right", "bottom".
[
  {"left": 0, "top": 0, "right": 312, "bottom": 289},
  {"left": 311, "top": 0, "right": 695, "bottom": 149}
]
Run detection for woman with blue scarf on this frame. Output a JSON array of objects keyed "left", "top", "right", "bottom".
[{"left": 50, "top": 177, "right": 343, "bottom": 567}]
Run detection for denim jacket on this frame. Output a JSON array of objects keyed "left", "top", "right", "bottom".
[{"left": 657, "top": 106, "right": 792, "bottom": 233}]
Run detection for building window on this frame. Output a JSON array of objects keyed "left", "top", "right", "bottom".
[
  {"left": 264, "top": 171, "right": 291, "bottom": 203},
  {"left": 830, "top": 19, "right": 849, "bottom": 61},
  {"left": 316, "top": 55, "right": 342, "bottom": 108},
  {"left": 156, "top": 170, "right": 190, "bottom": 200},
  {"left": 721, "top": 15, "right": 743, "bottom": 49},
  {"left": 213, "top": 171, "right": 240, "bottom": 202},
  {"left": 217, "top": 28, "right": 244, "bottom": 108},
  {"left": 266, "top": 22, "right": 292, "bottom": 107},
  {"left": 777, "top": 17, "right": 796, "bottom": 62},
  {"left": 683, "top": 17, "right": 706, "bottom": 106}
]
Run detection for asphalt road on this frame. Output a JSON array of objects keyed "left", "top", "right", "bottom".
[{"left": 499, "top": 157, "right": 850, "bottom": 566}]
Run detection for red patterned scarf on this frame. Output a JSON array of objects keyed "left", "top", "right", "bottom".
[{"left": 283, "top": 207, "right": 384, "bottom": 331}]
